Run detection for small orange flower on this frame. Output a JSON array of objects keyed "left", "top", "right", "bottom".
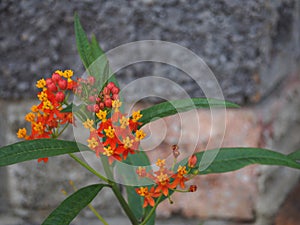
[{"left": 136, "top": 187, "right": 160, "bottom": 208}]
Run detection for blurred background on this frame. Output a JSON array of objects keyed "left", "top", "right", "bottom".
[{"left": 0, "top": 0, "right": 300, "bottom": 225}]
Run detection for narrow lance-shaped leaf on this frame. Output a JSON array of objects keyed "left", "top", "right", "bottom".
[
  {"left": 42, "top": 184, "right": 109, "bottom": 225},
  {"left": 74, "top": 13, "right": 94, "bottom": 69},
  {"left": 287, "top": 150, "right": 300, "bottom": 161},
  {"left": 177, "top": 148, "right": 300, "bottom": 175},
  {"left": 0, "top": 139, "right": 90, "bottom": 167},
  {"left": 74, "top": 14, "right": 120, "bottom": 89},
  {"left": 139, "top": 98, "right": 239, "bottom": 126}
]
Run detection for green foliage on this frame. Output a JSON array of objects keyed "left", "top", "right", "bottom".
[
  {"left": 288, "top": 149, "right": 300, "bottom": 161},
  {"left": 0, "top": 139, "right": 90, "bottom": 166},
  {"left": 139, "top": 98, "right": 239, "bottom": 126},
  {"left": 180, "top": 147, "right": 300, "bottom": 174},
  {"left": 74, "top": 13, "right": 94, "bottom": 69},
  {"left": 74, "top": 14, "right": 116, "bottom": 90},
  {"left": 42, "top": 184, "right": 108, "bottom": 225}
]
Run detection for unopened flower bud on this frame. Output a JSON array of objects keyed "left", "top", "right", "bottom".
[
  {"left": 107, "top": 82, "right": 115, "bottom": 90},
  {"left": 112, "top": 94, "right": 119, "bottom": 100},
  {"left": 136, "top": 167, "right": 147, "bottom": 177},
  {"left": 58, "top": 79, "right": 68, "bottom": 90},
  {"left": 47, "top": 82, "right": 57, "bottom": 92},
  {"left": 104, "top": 94, "right": 111, "bottom": 100},
  {"left": 93, "top": 104, "right": 100, "bottom": 113},
  {"left": 55, "top": 92, "right": 65, "bottom": 102},
  {"left": 103, "top": 87, "right": 110, "bottom": 95},
  {"left": 99, "top": 102, "right": 105, "bottom": 109},
  {"left": 111, "top": 86, "right": 119, "bottom": 94},
  {"left": 87, "top": 105, "right": 93, "bottom": 112},
  {"left": 87, "top": 76, "right": 95, "bottom": 85},
  {"left": 188, "top": 154, "right": 197, "bottom": 168},
  {"left": 189, "top": 185, "right": 197, "bottom": 192},
  {"left": 46, "top": 78, "right": 54, "bottom": 86},
  {"left": 171, "top": 145, "right": 180, "bottom": 158},
  {"left": 89, "top": 96, "right": 96, "bottom": 102},
  {"left": 105, "top": 99, "right": 112, "bottom": 107},
  {"left": 52, "top": 73, "right": 61, "bottom": 83}
]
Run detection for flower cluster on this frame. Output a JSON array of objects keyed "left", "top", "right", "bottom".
[
  {"left": 83, "top": 98, "right": 146, "bottom": 164},
  {"left": 74, "top": 76, "right": 119, "bottom": 112},
  {"left": 135, "top": 155, "right": 198, "bottom": 208},
  {"left": 17, "top": 70, "right": 77, "bottom": 162}
]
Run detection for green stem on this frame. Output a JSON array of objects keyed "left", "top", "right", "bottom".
[
  {"left": 140, "top": 195, "right": 162, "bottom": 225},
  {"left": 57, "top": 123, "right": 70, "bottom": 137},
  {"left": 100, "top": 158, "right": 139, "bottom": 225},
  {"left": 88, "top": 203, "right": 109, "bottom": 225},
  {"left": 68, "top": 153, "right": 110, "bottom": 183},
  {"left": 111, "top": 183, "right": 139, "bottom": 225}
]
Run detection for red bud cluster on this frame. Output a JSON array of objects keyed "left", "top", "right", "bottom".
[{"left": 74, "top": 77, "right": 119, "bottom": 113}]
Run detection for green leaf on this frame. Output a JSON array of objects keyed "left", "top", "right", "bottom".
[
  {"left": 42, "top": 184, "right": 108, "bottom": 225},
  {"left": 60, "top": 103, "right": 83, "bottom": 113},
  {"left": 74, "top": 13, "right": 94, "bottom": 69},
  {"left": 139, "top": 98, "right": 239, "bottom": 126},
  {"left": 180, "top": 148, "right": 300, "bottom": 175},
  {"left": 60, "top": 104, "right": 73, "bottom": 113},
  {"left": 288, "top": 150, "right": 300, "bottom": 161},
  {"left": 0, "top": 139, "right": 90, "bottom": 166},
  {"left": 90, "top": 34, "right": 104, "bottom": 59},
  {"left": 74, "top": 14, "right": 120, "bottom": 89}
]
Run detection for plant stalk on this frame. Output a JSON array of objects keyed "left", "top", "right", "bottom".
[
  {"left": 88, "top": 203, "right": 109, "bottom": 225},
  {"left": 68, "top": 153, "right": 110, "bottom": 183},
  {"left": 100, "top": 157, "right": 139, "bottom": 225}
]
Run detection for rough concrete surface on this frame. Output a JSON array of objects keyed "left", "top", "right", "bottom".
[{"left": 0, "top": 0, "right": 299, "bottom": 103}]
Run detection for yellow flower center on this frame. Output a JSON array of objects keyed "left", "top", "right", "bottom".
[
  {"left": 17, "top": 128, "right": 27, "bottom": 139},
  {"left": 87, "top": 137, "right": 99, "bottom": 149},
  {"left": 63, "top": 70, "right": 73, "bottom": 79},
  {"left": 135, "top": 129, "right": 146, "bottom": 141},
  {"left": 120, "top": 116, "right": 129, "bottom": 129},
  {"left": 42, "top": 100, "right": 54, "bottom": 110},
  {"left": 157, "top": 172, "right": 168, "bottom": 184},
  {"left": 112, "top": 99, "right": 122, "bottom": 112},
  {"left": 25, "top": 112, "right": 35, "bottom": 122},
  {"left": 123, "top": 136, "right": 134, "bottom": 149},
  {"left": 103, "top": 146, "right": 114, "bottom": 156},
  {"left": 137, "top": 187, "right": 148, "bottom": 196},
  {"left": 31, "top": 105, "right": 39, "bottom": 113},
  {"left": 155, "top": 158, "right": 165, "bottom": 167},
  {"left": 33, "top": 122, "right": 44, "bottom": 134},
  {"left": 96, "top": 110, "right": 107, "bottom": 122},
  {"left": 38, "top": 91, "right": 48, "bottom": 102},
  {"left": 83, "top": 119, "right": 95, "bottom": 131},
  {"left": 104, "top": 126, "right": 115, "bottom": 138},
  {"left": 55, "top": 70, "right": 64, "bottom": 76},
  {"left": 36, "top": 79, "right": 46, "bottom": 89},
  {"left": 132, "top": 110, "right": 142, "bottom": 122},
  {"left": 177, "top": 165, "right": 187, "bottom": 176}
]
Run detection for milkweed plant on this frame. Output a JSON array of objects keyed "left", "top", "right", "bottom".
[{"left": 1, "top": 14, "right": 300, "bottom": 225}]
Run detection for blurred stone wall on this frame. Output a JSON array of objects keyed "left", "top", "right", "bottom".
[
  {"left": 0, "top": 0, "right": 300, "bottom": 225},
  {"left": 0, "top": 0, "right": 299, "bottom": 103}
]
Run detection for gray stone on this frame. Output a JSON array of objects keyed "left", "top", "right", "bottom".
[
  {"left": 0, "top": 101, "right": 9, "bottom": 214},
  {"left": 255, "top": 75, "right": 300, "bottom": 225},
  {"left": 0, "top": 0, "right": 299, "bottom": 104}
]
